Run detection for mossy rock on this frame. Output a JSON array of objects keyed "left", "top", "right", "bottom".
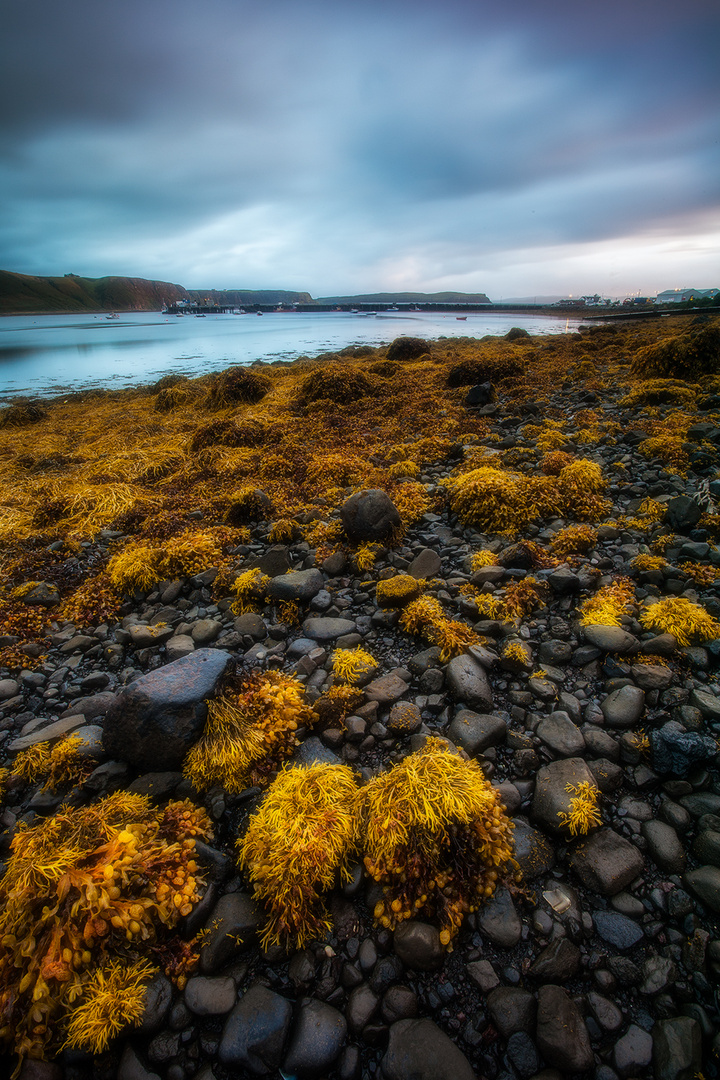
[{"left": 376, "top": 575, "right": 422, "bottom": 607}]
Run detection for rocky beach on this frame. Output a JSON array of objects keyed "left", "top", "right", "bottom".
[{"left": 0, "top": 314, "right": 719, "bottom": 1080}]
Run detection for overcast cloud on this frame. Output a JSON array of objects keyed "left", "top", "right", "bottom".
[{"left": 1, "top": 0, "right": 718, "bottom": 297}]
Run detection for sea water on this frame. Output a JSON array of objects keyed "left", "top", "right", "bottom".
[{"left": 0, "top": 309, "right": 582, "bottom": 399}]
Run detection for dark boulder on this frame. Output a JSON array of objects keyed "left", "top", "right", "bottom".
[
  {"left": 341, "top": 489, "right": 401, "bottom": 541},
  {"left": 102, "top": 649, "right": 232, "bottom": 770}
]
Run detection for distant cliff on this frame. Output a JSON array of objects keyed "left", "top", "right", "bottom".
[{"left": 0, "top": 270, "right": 190, "bottom": 313}]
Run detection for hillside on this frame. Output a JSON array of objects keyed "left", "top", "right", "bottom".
[
  {"left": 0, "top": 270, "right": 190, "bottom": 313},
  {"left": 186, "top": 288, "right": 313, "bottom": 307},
  {"left": 319, "top": 290, "right": 492, "bottom": 304}
]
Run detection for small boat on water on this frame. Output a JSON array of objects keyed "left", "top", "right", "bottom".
[
  {"left": 106, "top": 313, "right": 120, "bottom": 320},
  {"left": 257, "top": 311, "right": 263, "bottom": 316},
  {"left": 456, "top": 316, "right": 467, "bottom": 321}
]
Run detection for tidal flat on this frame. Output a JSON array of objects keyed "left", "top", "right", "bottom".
[{"left": 0, "top": 314, "right": 718, "bottom": 1079}]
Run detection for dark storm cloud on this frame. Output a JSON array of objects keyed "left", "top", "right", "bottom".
[{"left": 0, "top": 0, "right": 718, "bottom": 294}]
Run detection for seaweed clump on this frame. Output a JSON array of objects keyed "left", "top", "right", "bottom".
[
  {"left": 579, "top": 578, "right": 635, "bottom": 627},
  {"left": 359, "top": 738, "right": 515, "bottom": 947},
  {"left": 399, "top": 595, "right": 479, "bottom": 661},
  {"left": 184, "top": 672, "right": 316, "bottom": 792},
  {"left": 639, "top": 597, "right": 720, "bottom": 646},
  {"left": 0, "top": 793, "right": 212, "bottom": 1065},
  {"left": 238, "top": 763, "right": 360, "bottom": 949},
  {"left": 446, "top": 459, "right": 609, "bottom": 534},
  {"left": 557, "top": 781, "right": 602, "bottom": 836}
]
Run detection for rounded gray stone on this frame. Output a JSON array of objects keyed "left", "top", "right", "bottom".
[
  {"left": 641, "top": 819, "right": 686, "bottom": 872},
  {"left": 266, "top": 568, "right": 324, "bottom": 602},
  {"left": 341, "top": 488, "right": 402, "bottom": 542},
  {"left": 536, "top": 984, "right": 593, "bottom": 1072},
  {"left": 382, "top": 1018, "right": 477, "bottom": 1080},
  {"left": 583, "top": 624, "right": 639, "bottom": 653},
  {"left": 393, "top": 921, "right": 445, "bottom": 971},
  {"left": 219, "top": 984, "right": 292, "bottom": 1072},
  {"left": 447, "top": 710, "right": 506, "bottom": 754},
  {"left": 445, "top": 654, "right": 493, "bottom": 712},
  {"left": 282, "top": 998, "right": 347, "bottom": 1077},
  {"left": 185, "top": 975, "right": 237, "bottom": 1016},
  {"left": 536, "top": 711, "right": 585, "bottom": 757},
  {"left": 303, "top": 617, "right": 356, "bottom": 641},
  {"left": 601, "top": 684, "right": 645, "bottom": 728},
  {"left": 613, "top": 1024, "right": 653, "bottom": 1077},
  {"left": 684, "top": 864, "right": 720, "bottom": 912}
]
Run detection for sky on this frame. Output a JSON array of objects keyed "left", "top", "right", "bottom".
[{"left": 1, "top": 0, "right": 718, "bottom": 300}]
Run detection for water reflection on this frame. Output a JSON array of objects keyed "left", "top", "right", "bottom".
[{"left": 0, "top": 310, "right": 581, "bottom": 400}]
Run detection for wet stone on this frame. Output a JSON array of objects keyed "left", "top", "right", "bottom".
[
  {"left": 447, "top": 709, "right": 506, "bottom": 754},
  {"left": 613, "top": 1023, "right": 653, "bottom": 1078},
  {"left": 692, "top": 829, "right": 720, "bottom": 867},
  {"left": 570, "top": 828, "right": 645, "bottom": 895},
  {"left": 282, "top": 998, "right": 347, "bottom": 1077},
  {"left": 583, "top": 624, "right": 639, "bottom": 653},
  {"left": 531, "top": 757, "right": 598, "bottom": 833},
  {"left": 641, "top": 819, "right": 686, "bottom": 872},
  {"left": 303, "top": 617, "right": 356, "bottom": 640},
  {"left": 506, "top": 1031, "right": 540, "bottom": 1080},
  {"left": 393, "top": 921, "right": 444, "bottom": 970},
  {"left": 445, "top": 654, "right": 494, "bottom": 711},
  {"left": 536, "top": 711, "right": 585, "bottom": 757},
  {"left": 601, "top": 684, "right": 645, "bottom": 728},
  {"left": 684, "top": 865, "right": 720, "bottom": 913},
  {"left": 652, "top": 1016, "right": 703, "bottom": 1080},
  {"left": 512, "top": 819, "right": 556, "bottom": 878},
  {"left": 476, "top": 886, "right": 521, "bottom": 948},
  {"left": 218, "top": 983, "right": 293, "bottom": 1073},
  {"left": 486, "top": 987, "right": 536, "bottom": 1037},
  {"left": 529, "top": 938, "right": 581, "bottom": 980},
  {"left": 185, "top": 975, "right": 237, "bottom": 1015},
  {"left": 102, "top": 648, "right": 232, "bottom": 769},
  {"left": 266, "top": 568, "right": 324, "bottom": 602},
  {"left": 535, "top": 984, "right": 594, "bottom": 1073},
  {"left": 200, "top": 893, "right": 261, "bottom": 974},
  {"left": 382, "top": 1018, "right": 476, "bottom": 1080},
  {"left": 593, "top": 910, "right": 644, "bottom": 950}
]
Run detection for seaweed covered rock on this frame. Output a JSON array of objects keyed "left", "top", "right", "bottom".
[
  {"left": 103, "top": 648, "right": 232, "bottom": 769},
  {"left": 631, "top": 322, "right": 720, "bottom": 379},
  {"left": 205, "top": 367, "right": 272, "bottom": 408},
  {"left": 189, "top": 417, "right": 267, "bottom": 452},
  {"left": 299, "top": 363, "right": 374, "bottom": 407},
  {"left": 386, "top": 336, "right": 430, "bottom": 362},
  {"left": 341, "top": 488, "right": 401, "bottom": 541},
  {"left": 0, "top": 400, "right": 48, "bottom": 427}
]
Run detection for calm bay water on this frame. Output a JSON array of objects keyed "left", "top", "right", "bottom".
[{"left": 0, "top": 309, "right": 581, "bottom": 399}]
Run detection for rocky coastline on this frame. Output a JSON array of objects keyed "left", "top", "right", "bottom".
[{"left": 0, "top": 316, "right": 719, "bottom": 1080}]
